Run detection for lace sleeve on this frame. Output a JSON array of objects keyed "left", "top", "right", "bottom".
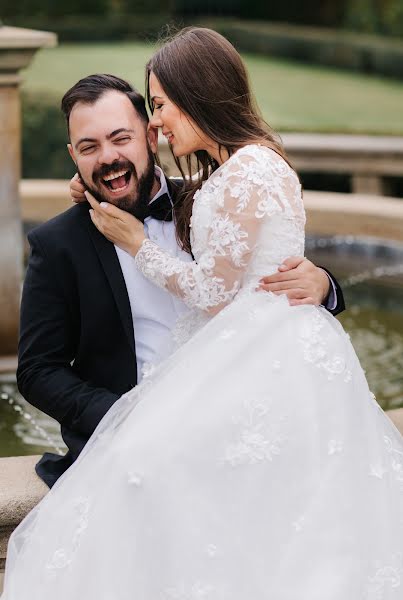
[{"left": 134, "top": 147, "right": 299, "bottom": 315}]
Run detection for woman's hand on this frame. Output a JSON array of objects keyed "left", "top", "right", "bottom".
[
  {"left": 70, "top": 173, "right": 87, "bottom": 203},
  {"left": 86, "top": 191, "right": 146, "bottom": 256}
]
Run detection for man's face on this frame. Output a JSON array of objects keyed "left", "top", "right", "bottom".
[{"left": 68, "top": 90, "right": 158, "bottom": 213}]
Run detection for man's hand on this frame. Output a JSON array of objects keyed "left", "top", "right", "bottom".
[
  {"left": 258, "top": 257, "right": 330, "bottom": 306},
  {"left": 70, "top": 173, "right": 86, "bottom": 203}
]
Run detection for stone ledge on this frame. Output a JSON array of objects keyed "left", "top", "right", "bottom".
[
  {"left": 388, "top": 408, "right": 403, "bottom": 435},
  {"left": 304, "top": 190, "right": 403, "bottom": 242},
  {"left": 0, "top": 455, "right": 47, "bottom": 571},
  {"left": 0, "top": 455, "right": 47, "bottom": 527},
  {"left": 0, "top": 525, "right": 15, "bottom": 572},
  {"left": 0, "top": 356, "right": 17, "bottom": 375}
]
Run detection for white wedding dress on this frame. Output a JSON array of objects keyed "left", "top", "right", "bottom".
[{"left": 3, "top": 145, "right": 403, "bottom": 600}]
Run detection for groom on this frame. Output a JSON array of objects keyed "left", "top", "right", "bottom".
[{"left": 17, "top": 74, "right": 345, "bottom": 488}]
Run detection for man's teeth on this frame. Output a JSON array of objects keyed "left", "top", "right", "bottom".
[
  {"left": 103, "top": 170, "right": 128, "bottom": 182},
  {"left": 109, "top": 185, "right": 127, "bottom": 193}
]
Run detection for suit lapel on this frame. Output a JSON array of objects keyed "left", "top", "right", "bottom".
[{"left": 85, "top": 215, "right": 136, "bottom": 358}]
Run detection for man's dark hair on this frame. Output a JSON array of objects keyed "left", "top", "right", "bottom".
[{"left": 61, "top": 73, "right": 149, "bottom": 133}]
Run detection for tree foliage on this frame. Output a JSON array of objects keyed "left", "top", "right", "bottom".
[
  {"left": 1, "top": 0, "right": 111, "bottom": 18},
  {"left": 2, "top": 0, "right": 403, "bottom": 37},
  {"left": 345, "top": 0, "right": 403, "bottom": 36}
]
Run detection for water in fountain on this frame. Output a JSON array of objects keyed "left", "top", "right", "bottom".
[
  {"left": 308, "top": 235, "right": 403, "bottom": 410},
  {"left": 0, "top": 381, "right": 65, "bottom": 456}
]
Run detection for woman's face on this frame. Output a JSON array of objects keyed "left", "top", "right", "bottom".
[{"left": 149, "top": 71, "right": 214, "bottom": 157}]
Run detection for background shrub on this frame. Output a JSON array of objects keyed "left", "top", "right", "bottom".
[
  {"left": 3, "top": 0, "right": 403, "bottom": 37},
  {"left": 22, "top": 93, "right": 73, "bottom": 179},
  {"left": 344, "top": 0, "right": 403, "bottom": 37},
  {"left": 203, "top": 19, "right": 403, "bottom": 79},
  {"left": 6, "top": 14, "right": 172, "bottom": 42}
]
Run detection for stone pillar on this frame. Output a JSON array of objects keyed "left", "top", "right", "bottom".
[
  {"left": 352, "top": 173, "right": 384, "bottom": 196},
  {"left": 0, "top": 26, "right": 56, "bottom": 355}
]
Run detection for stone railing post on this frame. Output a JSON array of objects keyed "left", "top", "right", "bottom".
[{"left": 0, "top": 26, "right": 56, "bottom": 355}]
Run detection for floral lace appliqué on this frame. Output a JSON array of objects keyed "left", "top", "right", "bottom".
[
  {"left": 45, "top": 496, "right": 90, "bottom": 577},
  {"left": 328, "top": 439, "right": 343, "bottom": 455},
  {"left": 208, "top": 215, "right": 249, "bottom": 266},
  {"left": 164, "top": 582, "right": 215, "bottom": 599},
  {"left": 222, "top": 395, "right": 287, "bottom": 466},
  {"left": 299, "top": 310, "right": 350, "bottom": 381},
  {"left": 365, "top": 553, "right": 403, "bottom": 599}
]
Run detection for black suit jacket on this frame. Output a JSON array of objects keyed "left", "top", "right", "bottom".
[
  {"left": 18, "top": 200, "right": 345, "bottom": 488},
  {"left": 17, "top": 202, "right": 138, "bottom": 487},
  {"left": 321, "top": 267, "right": 345, "bottom": 316}
]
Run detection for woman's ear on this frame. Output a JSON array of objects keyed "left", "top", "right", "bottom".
[{"left": 147, "top": 124, "right": 159, "bottom": 154}]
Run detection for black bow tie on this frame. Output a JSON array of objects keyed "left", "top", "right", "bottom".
[{"left": 133, "top": 192, "right": 173, "bottom": 223}]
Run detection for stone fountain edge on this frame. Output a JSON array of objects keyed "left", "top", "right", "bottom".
[{"left": 19, "top": 180, "right": 403, "bottom": 244}]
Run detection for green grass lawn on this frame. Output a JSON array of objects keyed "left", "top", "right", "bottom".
[{"left": 22, "top": 42, "right": 403, "bottom": 135}]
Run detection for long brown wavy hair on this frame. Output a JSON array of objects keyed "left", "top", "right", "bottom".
[{"left": 146, "top": 27, "right": 291, "bottom": 253}]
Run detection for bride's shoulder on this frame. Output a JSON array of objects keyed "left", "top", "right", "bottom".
[
  {"left": 222, "top": 144, "right": 296, "bottom": 183},
  {"left": 205, "top": 144, "right": 298, "bottom": 195},
  {"left": 227, "top": 144, "right": 291, "bottom": 171}
]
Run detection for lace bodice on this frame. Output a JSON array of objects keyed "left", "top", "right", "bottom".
[{"left": 135, "top": 145, "right": 305, "bottom": 315}]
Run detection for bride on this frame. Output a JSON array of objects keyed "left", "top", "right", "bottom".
[{"left": 3, "top": 27, "right": 403, "bottom": 600}]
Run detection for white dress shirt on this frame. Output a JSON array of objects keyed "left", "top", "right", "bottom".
[{"left": 115, "top": 167, "right": 191, "bottom": 380}]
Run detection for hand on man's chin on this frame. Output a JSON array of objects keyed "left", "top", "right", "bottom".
[
  {"left": 80, "top": 180, "right": 122, "bottom": 209},
  {"left": 88, "top": 185, "right": 138, "bottom": 215}
]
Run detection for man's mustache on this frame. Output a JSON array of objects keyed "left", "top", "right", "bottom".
[{"left": 92, "top": 160, "right": 137, "bottom": 185}]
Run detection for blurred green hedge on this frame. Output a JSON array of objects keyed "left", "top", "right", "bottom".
[
  {"left": 22, "top": 93, "right": 73, "bottom": 179},
  {"left": 6, "top": 14, "right": 173, "bottom": 42},
  {"left": 205, "top": 19, "right": 403, "bottom": 79},
  {"left": 1, "top": 0, "right": 169, "bottom": 18},
  {"left": 4, "top": 0, "right": 403, "bottom": 37},
  {"left": 344, "top": 0, "right": 403, "bottom": 37}
]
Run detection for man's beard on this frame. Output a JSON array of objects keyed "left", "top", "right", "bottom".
[{"left": 78, "top": 145, "right": 155, "bottom": 217}]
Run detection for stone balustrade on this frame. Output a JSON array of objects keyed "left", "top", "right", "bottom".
[
  {"left": 279, "top": 133, "right": 403, "bottom": 196},
  {"left": 157, "top": 134, "right": 403, "bottom": 196}
]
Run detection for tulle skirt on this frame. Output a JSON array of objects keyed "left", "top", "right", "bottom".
[{"left": 2, "top": 292, "right": 403, "bottom": 600}]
